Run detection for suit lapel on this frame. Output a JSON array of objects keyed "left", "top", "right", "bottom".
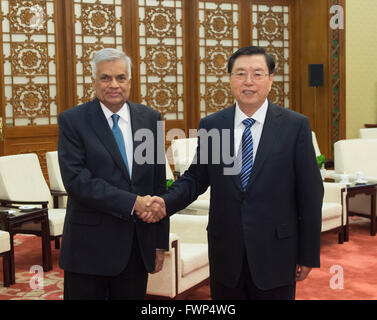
[
  {"left": 87, "top": 98, "right": 131, "bottom": 182},
  {"left": 128, "top": 101, "right": 144, "bottom": 183},
  {"left": 245, "top": 102, "right": 283, "bottom": 189},
  {"left": 219, "top": 105, "right": 242, "bottom": 192}
]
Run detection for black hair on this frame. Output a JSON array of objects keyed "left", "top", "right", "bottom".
[{"left": 227, "top": 46, "right": 275, "bottom": 75}]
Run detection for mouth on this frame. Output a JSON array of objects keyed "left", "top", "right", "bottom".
[
  {"left": 107, "top": 92, "right": 121, "bottom": 97},
  {"left": 242, "top": 90, "right": 256, "bottom": 96}
]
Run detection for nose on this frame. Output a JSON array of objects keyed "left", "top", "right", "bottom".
[
  {"left": 110, "top": 78, "right": 120, "bottom": 87},
  {"left": 244, "top": 75, "right": 255, "bottom": 84}
]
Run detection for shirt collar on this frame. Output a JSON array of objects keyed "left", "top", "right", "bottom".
[
  {"left": 100, "top": 101, "right": 130, "bottom": 123},
  {"left": 235, "top": 98, "right": 268, "bottom": 127}
]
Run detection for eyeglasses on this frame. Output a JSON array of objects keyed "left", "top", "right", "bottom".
[
  {"left": 99, "top": 74, "right": 130, "bottom": 84},
  {"left": 231, "top": 71, "right": 270, "bottom": 82}
]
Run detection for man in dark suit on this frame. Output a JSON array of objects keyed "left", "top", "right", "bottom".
[
  {"left": 140, "top": 46, "right": 323, "bottom": 300},
  {"left": 58, "top": 48, "right": 168, "bottom": 300}
]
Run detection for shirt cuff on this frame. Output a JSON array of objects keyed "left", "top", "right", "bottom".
[{"left": 130, "top": 198, "right": 136, "bottom": 216}]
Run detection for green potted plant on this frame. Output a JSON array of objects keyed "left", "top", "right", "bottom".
[
  {"left": 317, "top": 155, "right": 326, "bottom": 180},
  {"left": 316, "top": 154, "right": 325, "bottom": 169},
  {"left": 166, "top": 179, "right": 174, "bottom": 190}
]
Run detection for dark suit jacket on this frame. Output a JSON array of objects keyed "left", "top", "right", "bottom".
[
  {"left": 163, "top": 101, "right": 323, "bottom": 290},
  {"left": 58, "top": 98, "right": 169, "bottom": 276}
]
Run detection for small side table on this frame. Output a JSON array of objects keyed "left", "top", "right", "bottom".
[
  {"left": 0, "top": 206, "right": 52, "bottom": 284},
  {"left": 342, "top": 183, "right": 377, "bottom": 241}
]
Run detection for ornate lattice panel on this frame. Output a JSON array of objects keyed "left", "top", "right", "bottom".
[
  {"left": 330, "top": 0, "right": 341, "bottom": 146},
  {"left": 251, "top": 3, "right": 290, "bottom": 108},
  {"left": 138, "top": 0, "right": 184, "bottom": 120},
  {"left": 73, "top": 0, "right": 124, "bottom": 105},
  {"left": 199, "top": 1, "right": 239, "bottom": 118},
  {"left": 1, "top": 0, "right": 58, "bottom": 126}
]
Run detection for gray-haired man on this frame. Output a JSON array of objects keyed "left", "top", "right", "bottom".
[{"left": 58, "top": 48, "right": 168, "bottom": 299}]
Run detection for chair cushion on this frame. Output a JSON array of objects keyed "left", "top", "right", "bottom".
[
  {"left": 0, "top": 153, "right": 51, "bottom": 201},
  {"left": 0, "top": 230, "right": 10, "bottom": 253},
  {"left": 180, "top": 243, "right": 208, "bottom": 277},
  {"left": 17, "top": 209, "right": 66, "bottom": 236},
  {"left": 48, "top": 209, "right": 66, "bottom": 236},
  {"left": 322, "top": 202, "right": 341, "bottom": 220},
  {"left": 46, "top": 151, "right": 66, "bottom": 191}
]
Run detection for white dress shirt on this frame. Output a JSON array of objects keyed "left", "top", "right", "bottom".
[
  {"left": 100, "top": 101, "right": 137, "bottom": 216},
  {"left": 100, "top": 101, "right": 133, "bottom": 177},
  {"left": 234, "top": 98, "right": 268, "bottom": 158}
]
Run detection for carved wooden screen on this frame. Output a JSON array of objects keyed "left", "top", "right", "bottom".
[
  {"left": 73, "top": 0, "right": 125, "bottom": 106},
  {"left": 0, "top": 0, "right": 65, "bottom": 178},
  {"left": 198, "top": 0, "right": 239, "bottom": 118},
  {"left": 138, "top": 0, "right": 184, "bottom": 121},
  {"left": 251, "top": 2, "right": 291, "bottom": 108},
  {"left": 1, "top": 0, "right": 59, "bottom": 126},
  {"left": 0, "top": 0, "right": 343, "bottom": 171}
]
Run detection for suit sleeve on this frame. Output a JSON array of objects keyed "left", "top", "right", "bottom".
[
  {"left": 154, "top": 113, "right": 169, "bottom": 250},
  {"left": 58, "top": 111, "right": 137, "bottom": 221},
  {"left": 163, "top": 118, "right": 210, "bottom": 216},
  {"left": 295, "top": 117, "right": 324, "bottom": 267}
]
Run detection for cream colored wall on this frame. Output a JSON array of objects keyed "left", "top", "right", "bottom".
[{"left": 346, "top": 0, "right": 377, "bottom": 138}]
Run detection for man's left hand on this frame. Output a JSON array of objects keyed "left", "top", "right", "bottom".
[
  {"left": 151, "top": 250, "right": 165, "bottom": 274},
  {"left": 295, "top": 265, "right": 312, "bottom": 281}
]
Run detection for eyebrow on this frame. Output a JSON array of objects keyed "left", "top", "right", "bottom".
[
  {"left": 233, "top": 67, "right": 264, "bottom": 72},
  {"left": 99, "top": 73, "right": 128, "bottom": 77}
]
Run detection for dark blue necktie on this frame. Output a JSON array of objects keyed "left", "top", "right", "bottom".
[
  {"left": 240, "top": 118, "right": 256, "bottom": 190},
  {"left": 111, "top": 114, "right": 130, "bottom": 175}
]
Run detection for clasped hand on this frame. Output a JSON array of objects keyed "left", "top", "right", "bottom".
[{"left": 135, "top": 195, "right": 166, "bottom": 223}]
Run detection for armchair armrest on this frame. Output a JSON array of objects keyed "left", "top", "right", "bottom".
[
  {"left": 50, "top": 190, "right": 67, "bottom": 197},
  {"left": 0, "top": 199, "right": 49, "bottom": 208},
  {"left": 323, "top": 182, "right": 346, "bottom": 203},
  {"left": 168, "top": 233, "right": 179, "bottom": 251},
  {"left": 147, "top": 232, "right": 181, "bottom": 298},
  {"left": 50, "top": 190, "right": 67, "bottom": 209}
]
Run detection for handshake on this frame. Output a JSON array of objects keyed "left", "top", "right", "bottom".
[{"left": 134, "top": 195, "right": 166, "bottom": 223}]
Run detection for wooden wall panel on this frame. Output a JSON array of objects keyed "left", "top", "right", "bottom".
[
  {"left": 0, "top": 0, "right": 345, "bottom": 171},
  {"left": 0, "top": 0, "right": 65, "bottom": 179},
  {"left": 293, "top": 0, "right": 345, "bottom": 159},
  {"left": 294, "top": 0, "right": 329, "bottom": 158}
]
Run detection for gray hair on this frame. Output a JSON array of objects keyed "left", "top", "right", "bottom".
[{"left": 91, "top": 48, "right": 132, "bottom": 79}]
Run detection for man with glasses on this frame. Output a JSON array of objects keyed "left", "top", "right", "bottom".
[{"left": 141, "top": 46, "right": 323, "bottom": 300}]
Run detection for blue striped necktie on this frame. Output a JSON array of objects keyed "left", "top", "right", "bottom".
[
  {"left": 240, "top": 118, "right": 256, "bottom": 190},
  {"left": 111, "top": 114, "right": 130, "bottom": 175}
]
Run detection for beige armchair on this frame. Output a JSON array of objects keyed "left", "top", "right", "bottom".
[
  {"left": 46, "top": 151, "right": 67, "bottom": 209},
  {"left": 171, "top": 138, "right": 210, "bottom": 215},
  {"left": 0, "top": 230, "right": 11, "bottom": 287},
  {"left": 147, "top": 214, "right": 209, "bottom": 299},
  {"left": 0, "top": 153, "right": 66, "bottom": 248},
  {"left": 333, "top": 138, "right": 377, "bottom": 183},
  {"left": 322, "top": 182, "right": 347, "bottom": 243},
  {"left": 333, "top": 138, "right": 377, "bottom": 229},
  {"left": 359, "top": 128, "right": 377, "bottom": 139}
]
